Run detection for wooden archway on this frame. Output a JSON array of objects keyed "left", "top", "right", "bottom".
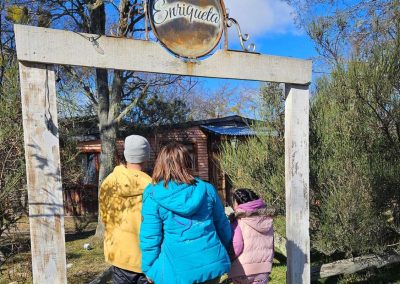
[{"left": 14, "top": 24, "right": 311, "bottom": 283}]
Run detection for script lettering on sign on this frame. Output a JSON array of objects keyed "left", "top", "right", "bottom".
[
  {"left": 153, "top": 0, "right": 221, "bottom": 26},
  {"left": 148, "top": 0, "right": 225, "bottom": 59}
]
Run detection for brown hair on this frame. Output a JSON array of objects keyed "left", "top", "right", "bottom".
[{"left": 152, "top": 142, "right": 196, "bottom": 187}]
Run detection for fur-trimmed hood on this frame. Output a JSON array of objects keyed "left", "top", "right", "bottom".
[{"left": 234, "top": 207, "right": 276, "bottom": 219}]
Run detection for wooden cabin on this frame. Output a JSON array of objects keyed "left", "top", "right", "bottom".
[{"left": 64, "top": 115, "right": 257, "bottom": 215}]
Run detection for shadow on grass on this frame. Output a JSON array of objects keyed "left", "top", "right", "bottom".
[
  {"left": 274, "top": 251, "right": 286, "bottom": 265},
  {"left": 365, "top": 263, "right": 400, "bottom": 283},
  {"left": 68, "top": 271, "right": 102, "bottom": 284},
  {"left": 65, "top": 230, "right": 96, "bottom": 242},
  {"left": 0, "top": 229, "right": 95, "bottom": 262},
  {"left": 0, "top": 238, "right": 31, "bottom": 257},
  {"left": 66, "top": 252, "right": 83, "bottom": 260}
]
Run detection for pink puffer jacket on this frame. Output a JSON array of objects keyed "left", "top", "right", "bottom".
[{"left": 228, "top": 199, "right": 274, "bottom": 278}]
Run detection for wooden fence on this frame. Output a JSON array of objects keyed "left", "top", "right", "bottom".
[{"left": 63, "top": 185, "right": 98, "bottom": 216}]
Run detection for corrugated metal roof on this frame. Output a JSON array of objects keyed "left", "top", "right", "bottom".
[{"left": 201, "top": 125, "right": 257, "bottom": 136}]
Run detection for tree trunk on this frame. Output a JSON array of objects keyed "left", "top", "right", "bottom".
[
  {"left": 94, "top": 69, "right": 124, "bottom": 239},
  {"left": 95, "top": 116, "right": 117, "bottom": 238},
  {"left": 88, "top": 2, "right": 116, "bottom": 239}
]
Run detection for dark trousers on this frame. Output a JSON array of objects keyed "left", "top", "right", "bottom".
[{"left": 112, "top": 266, "right": 149, "bottom": 284}]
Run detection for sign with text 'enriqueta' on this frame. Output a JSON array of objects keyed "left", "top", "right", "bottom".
[{"left": 148, "top": 0, "right": 225, "bottom": 59}]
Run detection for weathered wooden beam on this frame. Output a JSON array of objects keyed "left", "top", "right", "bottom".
[
  {"left": 311, "top": 253, "right": 400, "bottom": 280},
  {"left": 285, "top": 84, "right": 310, "bottom": 283},
  {"left": 14, "top": 24, "right": 312, "bottom": 84},
  {"left": 19, "top": 62, "right": 67, "bottom": 283}
]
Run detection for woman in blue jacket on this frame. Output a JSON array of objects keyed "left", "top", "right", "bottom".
[{"left": 140, "top": 143, "right": 232, "bottom": 284}]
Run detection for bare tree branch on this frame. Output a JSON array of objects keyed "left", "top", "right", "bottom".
[
  {"left": 65, "top": 66, "right": 98, "bottom": 106},
  {"left": 114, "top": 82, "right": 150, "bottom": 123}
]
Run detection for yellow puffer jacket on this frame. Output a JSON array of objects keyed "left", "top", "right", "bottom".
[{"left": 99, "top": 165, "right": 151, "bottom": 272}]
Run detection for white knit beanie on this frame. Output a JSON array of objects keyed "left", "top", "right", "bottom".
[{"left": 123, "top": 135, "right": 150, "bottom": 164}]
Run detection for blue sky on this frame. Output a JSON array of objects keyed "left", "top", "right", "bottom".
[
  {"left": 223, "top": 0, "right": 316, "bottom": 60},
  {"left": 192, "top": 0, "right": 318, "bottom": 117}
]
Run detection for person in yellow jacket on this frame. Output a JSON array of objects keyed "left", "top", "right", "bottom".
[{"left": 99, "top": 135, "right": 152, "bottom": 284}]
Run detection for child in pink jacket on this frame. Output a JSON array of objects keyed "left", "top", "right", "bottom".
[{"left": 228, "top": 188, "right": 274, "bottom": 284}]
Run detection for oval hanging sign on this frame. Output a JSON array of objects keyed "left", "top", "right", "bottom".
[{"left": 148, "top": 0, "right": 225, "bottom": 59}]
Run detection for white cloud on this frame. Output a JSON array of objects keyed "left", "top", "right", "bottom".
[{"left": 223, "top": 0, "right": 300, "bottom": 37}]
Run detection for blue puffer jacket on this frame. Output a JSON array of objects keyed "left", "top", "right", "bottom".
[{"left": 140, "top": 179, "right": 232, "bottom": 284}]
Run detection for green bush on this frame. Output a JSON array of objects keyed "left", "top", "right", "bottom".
[
  {"left": 0, "top": 62, "right": 27, "bottom": 251},
  {"left": 310, "top": 38, "right": 400, "bottom": 256},
  {"left": 219, "top": 39, "right": 400, "bottom": 258},
  {"left": 219, "top": 83, "right": 285, "bottom": 212}
]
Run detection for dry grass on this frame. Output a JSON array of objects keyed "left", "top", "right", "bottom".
[
  {"left": 269, "top": 257, "right": 287, "bottom": 283},
  {"left": 0, "top": 230, "right": 108, "bottom": 284},
  {"left": 0, "top": 227, "right": 286, "bottom": 284},
  {"left": 1, "top": 217, "right": 287, "bottom": 284},
  {"left": 7, "top": 215, "right": 399, "bottom": 284},
  {"left": 65, "top": 232, "right": 109, "bottom": 284},
  {"left": 0, "top": 218, "right": 106, "bottom": 284}
]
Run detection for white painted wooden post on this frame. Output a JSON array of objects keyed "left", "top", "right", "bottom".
[
  {"left": 19, "top": 62, "right": 67, "bottom": 284},
  {"left": 285, "top": 84, "right": 310, "bottom": 284}
]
